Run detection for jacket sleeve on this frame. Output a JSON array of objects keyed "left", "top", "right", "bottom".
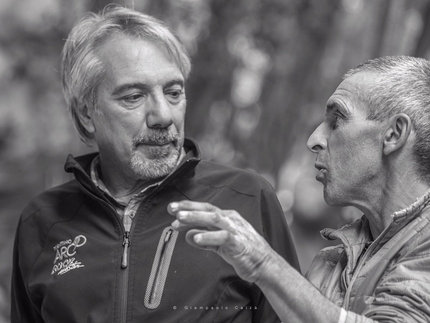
[
  {"left": 252, "top": 186, "right": 300, "bottom": 323},
  {"left": 10, "top": 218, "right": 45, "bottom": 323},
  {"left": 358, "top": 254, "right": 430, "bottom": 322},
  {"left": 259, "top": 187, "right": 300, "bottom": 270}
]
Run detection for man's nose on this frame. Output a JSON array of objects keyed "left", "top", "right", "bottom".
[
  {"left": 307, "top": 123, "right": 327, "bottom": 153},
  {"left": 146, "top": 93, "right": 174, "bottom": 129}
]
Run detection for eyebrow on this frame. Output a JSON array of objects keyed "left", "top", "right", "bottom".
[
  {"left": 112, "top": 79, "right": 185, "bottom": 96},
  {"left": 164, "top": 79, "right": 184, "bottom": 89},
  {"left": 326, "top": 101, "right": 349, "bottom": 117},
  {"left": 112, "top": 83, "right": 149, "bottom": 96}
]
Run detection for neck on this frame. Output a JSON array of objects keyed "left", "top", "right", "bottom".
[
  {"left": 100, "top": 162, "right": 160, "bottom": 202},
  {"left": 357, "top": 171, "right": 429, "bottom": 239}
]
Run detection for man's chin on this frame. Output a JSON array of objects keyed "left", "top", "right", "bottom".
[
  {"left": 135, "top": 143, "right": 176, "bottom": 159},
  {"left": 130, "top": 150, "right": 180, "bottom": 180},
  {"left": 323, "top": 190, "right": 350, "bottom": 208},
  {"left": 323, "top": 187, "right": 336, "bottom": 206}
]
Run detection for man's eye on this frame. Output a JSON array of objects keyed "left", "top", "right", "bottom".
[
  {"left": 169, "top": 91, "right": 181, "bottom": 98},
  {"left": 166, "top": 89, "right": 184, "bottom": 102},
  {"left": 122, "top": 94, "right": 143, "bottom": 103},
  {"left": 332, "top": 115, "right": 339, "bottom": 129}
]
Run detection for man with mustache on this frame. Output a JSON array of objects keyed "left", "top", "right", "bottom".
[
  {"left": 10, "top": 5, "right": 298, "bottom": 323},
  {"left": 170, "top": 56, "right": 430, "bottom": 322}
]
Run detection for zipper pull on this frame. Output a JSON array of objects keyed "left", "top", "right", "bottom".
[
  {"left": 164, "top": 228, "right": 173, "bottom": 243},
  {"left": 121, "top": 231, "right": 131, "bottom": 269}
]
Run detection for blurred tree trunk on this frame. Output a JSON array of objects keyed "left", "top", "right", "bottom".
[
  {"left": 184, "top": 0, "right": 238, "bottom": 139},
  {"left": 369, "top": 0, "right": 391, "bottom": 58},
  {"left": 414, "top": 0, "right": 430, "bottom": 57},
  {"left": 240, "top": 0, "right": 341, "bottom": 183}
]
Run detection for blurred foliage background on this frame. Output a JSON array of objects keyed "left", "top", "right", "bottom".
[{"left": 1, "top": 0, "right": 430, "bottom": 321}]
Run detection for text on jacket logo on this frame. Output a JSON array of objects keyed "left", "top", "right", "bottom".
[{"left": 51, "top": 235, "right": 87, "bottom": 276}]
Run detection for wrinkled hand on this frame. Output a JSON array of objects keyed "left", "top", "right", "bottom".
[{"left": 167, "top": 200, "right": 275, "bottom": 283}]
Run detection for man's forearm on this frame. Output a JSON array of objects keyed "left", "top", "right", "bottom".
[{"left": 255, "top": 250, "right": 342, "bottom": 323}]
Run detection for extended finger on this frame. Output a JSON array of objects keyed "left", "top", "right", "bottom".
[
  {"left": 186, "top": 229, "right": 230, "bottom": 250},
  {"left": 174, "top": 209, "right": 231, "bottom": 232},
  {"left": 167, "top": 200, "right": 219, "bottom": 215},
  {"left": 170, "top": 218, "right": 212, "bottom": 231}
]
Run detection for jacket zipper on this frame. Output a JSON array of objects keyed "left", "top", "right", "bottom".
[
  {"left": 144, "top": 227, "right": 179, "bottom": 309},
  {"left": 343, "top": 241, "right": 374, "bottom": 308},
  {"left": 75, "top": 182, "right": 131, "bottom": 323},
  {"left": 119, "top": 205, "right": 135, "bottom": 323},
  {"left": 342, "top": 220, "right": 394, "bottom": 309},
  {"left": 120, "top": 252, "right": 130, "bottom": 323},
  {"left": 121, "top": 214, "right": 132, "bottom": 268}
]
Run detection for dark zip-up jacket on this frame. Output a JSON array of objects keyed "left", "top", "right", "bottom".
[{"left": 11, "top": 139, "right": 299, "bottom": 323}]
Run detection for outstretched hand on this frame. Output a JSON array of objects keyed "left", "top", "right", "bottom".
[{"left": 167, "top": 200, "right": 275, "bottom": 283}]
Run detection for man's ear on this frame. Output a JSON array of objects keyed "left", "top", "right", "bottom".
[
  {"left": 76, "top": 104, "right": 96, "bottom": 134},
  {"left": 383, "top": 113, "right": 412, "bottom": 155}
]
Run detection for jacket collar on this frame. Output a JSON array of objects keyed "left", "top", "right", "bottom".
[{"left": 321, "top": 189, "right": 430, "bottom": 260}]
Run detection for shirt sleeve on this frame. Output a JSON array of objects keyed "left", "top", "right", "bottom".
[{"left": 341, "top": 309, "right": 376, "bottom": 323}]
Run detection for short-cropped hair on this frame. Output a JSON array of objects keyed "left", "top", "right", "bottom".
[
  {"left": 61, "top": 5, "right": 192, "bottom": 144},
  {"left": 344, "top": 56, "right": 430, "bottom": 184}
]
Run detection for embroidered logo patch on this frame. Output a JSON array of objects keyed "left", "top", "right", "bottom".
[{"left": 51, "top": 235, "right": 87, "bottom": 275}]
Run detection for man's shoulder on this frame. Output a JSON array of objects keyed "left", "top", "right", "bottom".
[
  {"left": 397, "top": 206, "right": 430, "bottom": 256},
  {"left": 306, "top": 244, "right": 344, "bottom": 283},
  {"left": 192, "top": 159, "right": 275, "bottom": 194},
  {"left": 20, "top": 179, "right": 82, "bottom": 223}
]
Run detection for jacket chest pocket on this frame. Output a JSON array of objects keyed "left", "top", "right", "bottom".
[{"left": 144, "top": 226, "right": 179, "bottom": 309}]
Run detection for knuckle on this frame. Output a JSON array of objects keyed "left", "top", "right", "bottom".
[
  {"left": 225, "top": 210, "right": 239, "bottom": 219},
  {"left": 222, "top": 231, "right": 232, "bottom": 244},
  {"left": 212, "top": 212, "right": 221, "bottom": 224},
  {"left": 204, "top": 202, "right": 216, "bottom": 211}
]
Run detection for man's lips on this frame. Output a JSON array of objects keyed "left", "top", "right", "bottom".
[
  {"left": 314, "top": 162, "right": 325, "bottom": 171},
  {"left": 314, "top": 163, "right": 327, "bottom": 181},
  {"left": 136, "top": 140, "right": 175, "bottom": 147},
  {"left": 143, "top": 142, "right": 171, "bottom": 146}
]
